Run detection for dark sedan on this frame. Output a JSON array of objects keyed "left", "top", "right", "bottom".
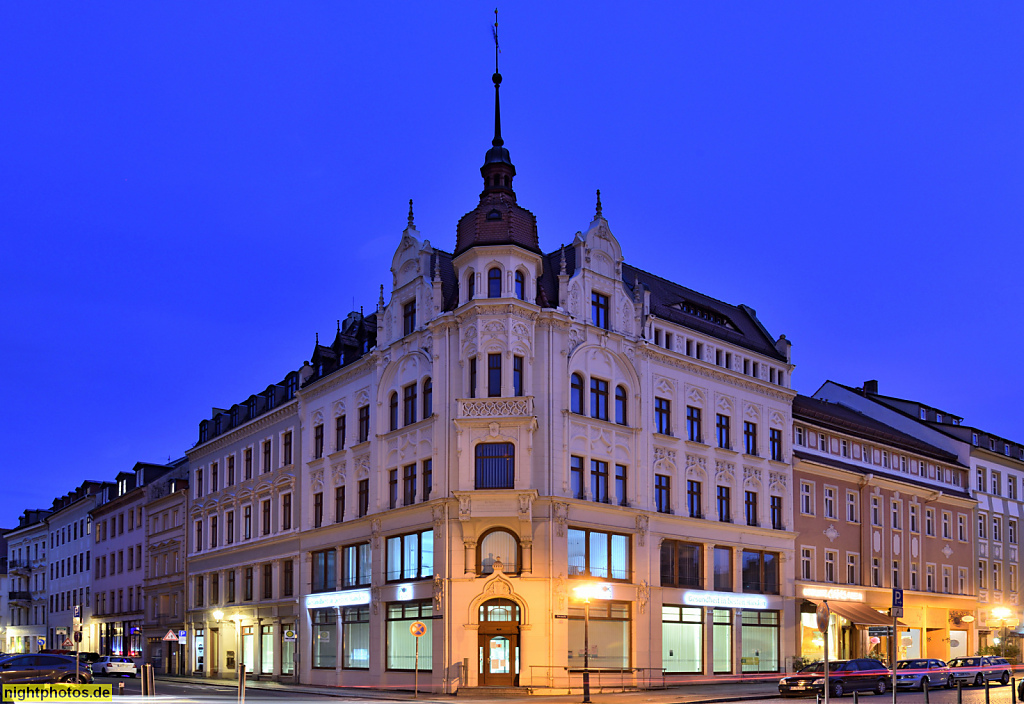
[
  {"left": 780, "top": 659, "right": 891, "bottom": 697},
  {"left": 0, "top": 654, "right": 92, "bottom": 684}
]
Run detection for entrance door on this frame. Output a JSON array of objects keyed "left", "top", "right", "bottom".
[{"left": 479, "top": 633, "right": 518, "bottom": 686}]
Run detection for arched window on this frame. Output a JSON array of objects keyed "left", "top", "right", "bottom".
[
  {"left": 514, "top": 271, "right": 525, "bottom": 300},
  {"left": 475, "top": 442, "right": 514, "bottom": 489},
  {"left": 479, "top": 598, "right": 520, "bottom": 623},
  {"left": 478, "top": 529, "right": 520, "bottom": 574},
  {"left": 488, "top": 268, "right": 502, "bottom": 298},
  {"left": 467, "top": 272, "right": 475, "bottom": 301},
  {"left": 570, "top": 374, "right": 584, "bottom": 414},
  {"left": 389, "top": 392, "right": 399, "bottom": 431},
  {"left": 615, "top": 386, "right": 628, "bottom": 426},
  {"left": 423, "top": 377, "right": 433, "bottom": 418}
]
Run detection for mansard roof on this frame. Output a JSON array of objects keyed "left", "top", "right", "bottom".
[
  {"left": 793, "top": 395, "right": 962, "bottom": 465},
  {"left": 793, "top": 450, "right": 972, "bottom": 500}
]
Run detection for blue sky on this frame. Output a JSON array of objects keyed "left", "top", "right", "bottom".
[{"left": 2, "top": 3, "right": 1022, "bottom": 528}]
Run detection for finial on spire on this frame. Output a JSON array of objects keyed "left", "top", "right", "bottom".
[
  {"left": 559, "top": 245, "right": 567, "bottom": 276},
  {"left": 315, "top": 332, "right": 319, "bottom": 345},
  {"left": 433, "top": 253, "right": 441, "bottom": 281},
  {"left": 407, "top": 199, "right": 415, "bottom": 229},
  {"left": 493, "top": 8, "right": 500, "bottom": 74},
  {"left": 595, "top": 189, "right": 603, "bottom": 219},
  {"left": 378, "top": 284, "right": 385, "bottom": 309},
  {"left": 337, "top": 319, "right": 341, "bottom": 333}
]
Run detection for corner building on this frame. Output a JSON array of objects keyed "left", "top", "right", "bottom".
[{"left": 293, "top": 70, "right": 797, "bottom": 692}]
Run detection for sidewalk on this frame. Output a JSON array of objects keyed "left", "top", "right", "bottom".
[{"left": 155, "top": 674, "right": 780, "bottom": 704}]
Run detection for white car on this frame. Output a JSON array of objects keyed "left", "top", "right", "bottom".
[{"left": 93, "top": 656, "right": 138, "bottom": 677}]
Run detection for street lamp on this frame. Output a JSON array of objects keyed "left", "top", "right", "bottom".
[
  {"left": 991, "top": 607, "right": 1012, "bottom": 659},
  {"left": 573, "top": 584, "right": 602, "bottom": 704}
]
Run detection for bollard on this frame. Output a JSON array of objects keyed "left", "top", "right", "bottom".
[
  {"left": 1013, "top": 677, "right": 1018, "bottom": 704},
  {"left": 118, "top": 681, "right": 125, "bottom": 697},
  {"left": 145, "top": 663, "right": 156, "bottom": 697},
  {"left": 853, "top": 690, "right": 859, "bottom": 704},
  {"left": 817, "top": 694, "right": 821, "bottom": 704},
  {"left": 141, "top": 666, "right": 148, "bottom": 697},
  {"left": 924, "top": 677, "right": 930, "bottom": 704},
  {"left": 986, "top": 678, "right": 991, "bottom": 704},
  {"left": 957, "top": 680, "right": 963, "bottom": 704}
]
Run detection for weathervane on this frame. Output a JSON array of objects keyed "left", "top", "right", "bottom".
[{"left": 493, "top": 8, "right": 500, "bottom": 74}]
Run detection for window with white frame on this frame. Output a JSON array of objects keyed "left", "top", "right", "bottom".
[
  {"left": 825, "top": 551, "right": 837, "bottom": 583},
  {"left": 994, "top": 517, "right": 1002, "bottom": 542},
  {"left": 926, "top": 564, "right": 935, "bottom": 592},
  {"left": 1010, "top": 519, "right": 1017, "bottom": 545},
  {"left": 847, "top": 491, "right": 859, "bottom": 523},
  {"left": 910, "top": 564, "right": 918, "bottom": 590},
  {"left": 818, "top": 434, "right": 828, "bottom": 452},
  {"left": 958, "top": 515, "right": 967, "bottom": 542},
  {"left": 871, "top": 558, "right": 880, "bottom": 587},
  {"left": 992, "top": 471, "right": 1002, "bottom": 496},
  {"left": 941, "top": 511, "right": 951, "bottom": 540},
  {"left": 909, "top": 505, "right": 919, "bottom": 533},
  {"left": 979, "top": 513, "right": 987, "bottom": 540},
  {"left": 977, "top": 469, "right": 985, "bottom": 491},
  {"left": 800, "top": 483, "right": 814, "bottom": 515},
  {"left": 863, "top": 445, "right": 872, "bottom": 463},
  {"left": 891, "top": 501, "right": 901, "bottom": 530},
  {"left": 847, "top": 554, "right": 858, "bottom": 585},
  {"left": 840, "top": 439, "right": 849, "bottom": 458},
  {"left": 994, "top": 563, "right": 1002, "bottom": 591},
  {"left": 958, "top": 568, "right": 967, "bottom": 595},
  {"left": 800, "top": 548, "right": 813, "bottom": 581},
  {"left": 978, "top": 561, "right": 986, "bottom": 589},
  {"left": 942, "top": 566, "right": 952, "bottom": 594},
  {"left": 870, "top": 497, "right": 880, "bottom": 526},
  {"left": 824, "top": 487, "right": 836, "bottom": 519},
  {"left": 892, "top": 560, "right": 900, "bottom": 589},
  {"left": 1010, "top": 477, "right": 1018, "bottom": 500},
  {"left": 795, "top": 427, "right": 806, "bottom": 446},
  {"left": 925, "top": 509, "right": 934, "bottom": 536}
]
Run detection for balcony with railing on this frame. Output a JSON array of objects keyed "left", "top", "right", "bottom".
[
  {"left": 8, "top": 561, "right": 30, "bottom": 576},
  {"left": 9, "top": 591, "right": 32, "bottom": 603},
  {"left": 458, "top": 396, "right": 534, "bottom": 419}
]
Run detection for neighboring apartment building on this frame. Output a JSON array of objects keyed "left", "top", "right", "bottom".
[
  {"left": 142, "top": 459, "right": 190, "bottom": 674},
  {"left": 46, "top": 481, "right": 110, "bottom": 652},
  {"left": 185, "top": 382, "right": 303, "bottom": 681},
  {"left": 791, "top": 395, "right": 976, "bottom": 664},
  {"left": 178, "top": 69, "right": 797, "bottom": 691},
  {"left": 0, "top": 537, "right": 8, "bottom": 651},
  {"left": 5, "top": 511, "right": 49, "bottom": 653},
  {"left": 92, "top": 465, "right": 173, "bottom": 658},
  {"left": 814, "top": 380, "right": 1024, "bottom": 651}
]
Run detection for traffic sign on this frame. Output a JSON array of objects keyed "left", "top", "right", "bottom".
[
  {"left": 162, "top": 630, "right": 179, "bottom": 642},
  {"left": 62, "top": 637, "right": 74, "bottom": 648},
  {"left": 409, "top": 621, "right": 427, "bottom": 637},
  {"left": 892, "top": 589, "right": 904, "bottom": 608},
  {"left": 74, "top": 605, "right": 81, "bottom": 619},
  {"left": 283, "top": 629, "right": 297, "bottom": 642},
  {"left": 891, "top": 607, "right": 904, "bottom": 618},
  {"left": 868, "top": 626, "right": 894, "bottom": 637},
  {"left": 816, "top": 602, "right": 830, "bottom": 634}
]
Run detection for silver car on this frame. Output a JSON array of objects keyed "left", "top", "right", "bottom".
[
  {"left": 948, "top": 656, "right": 1011, "bottom": 687},
  {"left": 895, "top": 659, "right": 953, "bottom": 690}
]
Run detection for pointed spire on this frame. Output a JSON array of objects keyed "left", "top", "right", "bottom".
[
  {"left": 315, "top": 332, "right": 319, "bottom": 345},
  {"left": 337, "top": 319, "right": 341, "bottom": 334},
  {"left": 378, "top": 284, "right": 385, "bottom": 309},
  {"left": 433, "top": 253, "right": 441, "bottom": 282},
  {"left": 407, "top": 199, "right": 415, "bottom": 229},
  {"left": 559, "top": 245, "right": 567, "bottom": 276},
  {"left": 595, "top": 189, "right": 603, "bottom": 219}
]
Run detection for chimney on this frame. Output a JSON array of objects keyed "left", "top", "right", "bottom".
[{"left": 863, "top": 380, "right": 878, "bottom": 395}]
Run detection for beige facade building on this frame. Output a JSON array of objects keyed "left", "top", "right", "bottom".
[
  {"left": 791, "top": 395, "right": 977, "bottom": 665},
  {"left": 5, "top": 510, "right": 50, "bottom": 653}
]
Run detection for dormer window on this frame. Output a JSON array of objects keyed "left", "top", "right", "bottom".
[
  {"left": 403, "top": 300, "right": 416, "bottom": 335},
  {"left": 230, "top": 409, "right": 238, "bottom": 427},
  {"left": 936, "top": 413, "right": 942, "bottom": 423},
  {"left": 268, "top": 389, "right": 276, "bottom": 410},
  {"left": 214, "top": 417, "right": 221, "bottom": 435},
  {"left": 488, "top": 268, "right": 502, "bottom": 298},
  {"left": 920, "top": 409, "right": 927, "bottom": 420},
  {"left": 248, "top": 399, "right": 257, "bottom": 420},
  {"left": 286, "top": 375, "right": 296, "bottom": 400},
  {"left": 486, "top": 209, "right": 502, "bottom": 221},
  {"left": 199, "top": 422, "right": 209, "bottom": 444}
]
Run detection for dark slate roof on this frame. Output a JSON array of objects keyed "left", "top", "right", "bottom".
[
  {"left": 793, "top": 450, "right": 972, "bottom": 501},
  {"left": 794, "top": 395, "right": 962, "bottom": 465},
  {"left": 432, "top": 250, "right": 459, "bottom": 312},
  {"left": 454, "top": 190, "right": 540, "bottom": 257}
]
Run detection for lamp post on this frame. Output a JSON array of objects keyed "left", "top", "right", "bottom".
[
  {"left": 991, "top": 607, "right": 1012, "bottom": 659},
  {"left": 573, "top": 584, "right": 600, "bottom": 704}
]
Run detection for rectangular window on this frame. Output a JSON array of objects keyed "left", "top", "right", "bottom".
[
  {"left": 847, "top": 491, "right": 859, "bottom": 522},
  {"left": 226, "top": 511, "right": 234, "bottom": 545},
  {"left": 871, "top": 497, "right": 880, "bottom": 526},
  {"left": 262, "top": 500, "right": 271, "bottom": 535},
  {"left": 744, "top": 491, "right": 758, "bottom": 527},
  {"left": 1010, "top": 519, "right": 1018, "bottom": 544},
  {"left": 570, "top": 601, "right": 629, "bottom": 670},
  {"left": 714, "top": 547, "right": 732, "bottom": 591},
  {"left": 386, "top": 529, "right": 434, "bottom": 582},
  {"left": 893, "top": 560, "right": 901, "bottom": 589},
  {"left": 283, "top": 559, "right": 294, "bottom": 597},
  {"left": 468, "top": 357, "right": 477, "bottom": 399},
  {"left": 615, "top": 464, "right": 627, "bottom": 507},
  {"left": 358, "top": 406, "right": 370, "bottom": 443},
  {"left": 335, "top": 486, "right": 346, "bottom": 523},
  {"left": 570, "top": 456, "right": 584, "bottom": 500},
  {"left": 591, "top": 292, "right": 609, "bottom": 329},
  {"left": 743, "top": 422, "right": 757, "bottom": 455},
  {"left": 891, "top": 501, "right": 901, "bottom": 530},
  {"left": 513, "top": 356, "right": 523, "bottom": 397},
  {"left": 655, "top": 474, "right": 670, "bottom": 513},
  {"left": 243, "top": 506, "right": 252, "bottom": 540},
  {"left": 312, "top": 608, "right": 337, "bottom": 669},
  {"left": 358, "top": 479, "right": 369, "bottom": 517},
  {"left": 403, "top": 464, "right": 417, "bottom": 506},
  {"left": 386, "top": 601, "right": 433, "bottom": 671},
  {"left": 686, "top": 406, "right": 702, "bottom": 443},
  {"left": 311, "top": 549, "right": 336, "bottom": 593},
  {"left": 910, "top": 505, "right": 919, "bottom": 533},
  {"left": 741, "top": 550, "right": 779, "bottom": 594},
  {"left": 660, "top": 540, "right": 702, "bottom": 587},
  {"left": 313, "top": 492, "right": 323, "bottom": 528},
  {"left": 210, "top": 515, "right": 218, "bottom": 548},
  {"left": 687, "top": 480, "right": 703, "bottom": 518},
  {"left": 795, "top": 426, "right": 806, "bottom": 446},
  {"left": 263, "top": 563, "right": 273, "bottom": 600},
  {"left": 872, "top": 558, "right": 881, "bottom": 587},
  {"left": 282, "top": 493, "right": 292, "bottom": 531},
  {"left": 717, "top": 485, "right": 731, "bottom": 522},
  {"left": 403, "top": 300, "right": 416, "bottom": 335},
  {"left": 244, "top": 567, "right": 254, "bottom": 601},
  {"left": 422, "top": 459, "right": 432, "bottom": 501},
  {"left": 487, "top": 353, "right": 501, "bottom": 397},
  {"left": 342, "top": 605, "right": 370, "bottom": 669},
  {"left": 847, "top": 554, "right": 858, "bottom": 585},
  {"left": 342, "top": 543, "right": 372, "bottom": 588},
  {"left": 590, "top": 378, "right": 609, "bottom": 421},
  {"left": 283, "top": 431, "right": 292, "bottom": 465},
  {"left": 770, "top": 429, "right": 782, "bottom": 461},
  {"left": 925, "top": 509, "right": 934, "bottom": 536},
  {"left": 263, "top": 441, "right": 272, "bottom": 474},
  {"left": 979, "top": 513, "right": 987, "bottom": 539},
  {"left": 401, "top": 384, "right": 417, "bottom": 427},
  {"left": 314, "top": 424, "right": 324, "bottom": 459},
  {"left": 655, "top": 398, "right": 671, "bottom": 435},
  {"left": 568, "top": 528, "right": 630, "bottom": 581},
  {"left": 335, "top": 415, "right": 346, "bottom": 451},
  {"left": 1010, "top": 477, "right": 1018, "bottom": 500},
  {"left": 211, "top": 463, "right": 219, "bottom": 492},
  {"left": 245, "top": 449, "right": 252, "bottom": 480},
  {"left": 800, "top": 548, "right": 813, "bottom": 580},
  {"left": 800, "top": 483, "right": 813, "bottom": 515},
  {"left": 824, "top": 487, "right": 836, "bottom": 519},
  {"left": 716, "top": 414, "right": 730, "bottom": 449},
  {"left": 227, "top": 456, "right": 235, "bottom": 486},
  {"left": 591, "top": 460, "right": 609, "bottom": 503},
  {"left": 661, "top": 605, "right": 703, "bottom": 673},
  {"left": 389, "top": 469, "right": 398, "bottom": 510},
  {"left": 770, "top": 496, "right": 783, "bottom": 530}
]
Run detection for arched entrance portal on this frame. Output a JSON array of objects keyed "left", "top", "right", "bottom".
[{"left": 478, "top": 599, "right": 520, "bottom": 686}]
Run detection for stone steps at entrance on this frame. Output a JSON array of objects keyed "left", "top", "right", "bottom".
[{"left": 457, "top": 686, "right": 535, "bottom": 697}]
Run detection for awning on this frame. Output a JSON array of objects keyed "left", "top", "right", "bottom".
[{"left": 811, "top": 600, "right": 905, "bottom": 627}]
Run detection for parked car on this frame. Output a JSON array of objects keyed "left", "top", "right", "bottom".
[
  {"left": 895, "top": 659, "right": 952, "bottom": 690},
  {"left": 780, "top": 658, "right": 891, "bottom": 697},
  {"left": 78, "top": 652, "right": 102, "bottom": 666},
  {"left": 92, "top": 656, "right": 138, "bottom": 678},
  {"left": 948, "top": 656, "right": 1011, "bottom": 686},
  {"left": 0, "top": 653, "right": 93, "bottom": 684}
]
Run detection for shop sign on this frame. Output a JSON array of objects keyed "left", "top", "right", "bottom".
[
  {"left": 801, "top": 587, "right": 865, "bottom": 602},
  {"left": 682, "top": 591, "right": 768, "bottom": 610},
  {"left": 305, "top": 589, "right": 372, "bottom": 609}
]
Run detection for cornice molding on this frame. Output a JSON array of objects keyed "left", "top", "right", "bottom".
[
  {"left": 187, "top": 401, "right": 299, "bottom": 459},
  {"left": 639, "top": 345, "right": 796, "bottom": 403}
]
